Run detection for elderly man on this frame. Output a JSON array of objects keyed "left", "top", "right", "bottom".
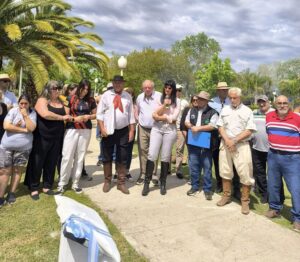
[
  {"left": 185, "top": 91, "right": 218, "bottom": 200},
  {"left": 97, "top": 75, "right": 135, "bottom": 194},
  {"left": 216, "top": 87, "right": 256, "bottom": 215},
  {"left": 136, "top": 80, "right": 161, "bottom": 185},
  {"left": 0, "top": 74, "right": 17, "bottom": 110},
  {"left": 252, "top": 95, "right": 274, "bottom": 203},
  {"left": 209, "top": 82, "right": 240, "bottom": 197},
  {"left": 174, "top": 84, "right": 189, "bottom": 179},
  {"left": 265, "top": 95, "right": 300, "bottom": 232}
]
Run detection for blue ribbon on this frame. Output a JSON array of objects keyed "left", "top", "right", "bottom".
[{"left": 63, "top": 215, "right": 112, "bottom": 262}]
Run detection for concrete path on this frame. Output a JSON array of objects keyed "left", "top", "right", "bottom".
[{"left": 81, "top": 125, "right": 300, "bottom": 262}]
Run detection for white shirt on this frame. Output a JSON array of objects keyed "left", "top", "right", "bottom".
[
  {"left": 217, "top": 104, "right": 256, "bottom": 141},
  {"left": 3, "top": 90, "right": 17, "bottom": 107},
  {"left": 96, "top": 89, "right": 135, "bottom": 130},
  {"left": 136, "top": 91, "right": 161, "bottom": 129}
]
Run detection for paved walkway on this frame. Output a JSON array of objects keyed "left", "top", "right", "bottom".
[{"left": 81, "top": 125, "right": 300, "bottom": 262}]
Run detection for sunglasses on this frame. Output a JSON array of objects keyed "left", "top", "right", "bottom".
[
  {"left": 164, "top": 86, "right": 172, "bottom": 90},
  {"left": 192, "top": 98, "right": 199, "bottom": 102},
  {"left": 51, "top": 86, "right": 62, "bottom": 91},
  {"left": 0, "top": 80, "right": 10, "bottom": 83}
]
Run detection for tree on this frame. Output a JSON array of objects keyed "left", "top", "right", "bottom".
[
  {"left": 195, "top": 54, "right": 235, "bottom": 95},
  {"left": 171, "top": 32, "right": 221, "bottom": 72},
  {"left": 0, "top": 0, "right": 108, "bottom": 92}
]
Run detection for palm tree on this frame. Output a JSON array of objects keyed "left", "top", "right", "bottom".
[{"left": 0, "top": 0, "right": 108, "bottom": 92}]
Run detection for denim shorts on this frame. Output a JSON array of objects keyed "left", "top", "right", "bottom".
[{"left": 0, "top": 147, "right": 31, "bottom": 168}]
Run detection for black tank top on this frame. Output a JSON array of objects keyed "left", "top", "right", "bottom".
[{"left": 37, "top": 104, "right": 66, "bottom": 139}]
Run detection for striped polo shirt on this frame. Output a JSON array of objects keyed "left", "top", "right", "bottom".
[{"left": 266, "top": 110, "right": 300, "bottom": 152}]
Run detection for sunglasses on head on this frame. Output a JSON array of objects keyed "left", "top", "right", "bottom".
[
  {"left": 0, "top": 79, "right": 10, "bottom": 83},
  {"left": 176, "top": 89, "right": 182, "bottom": 92}
]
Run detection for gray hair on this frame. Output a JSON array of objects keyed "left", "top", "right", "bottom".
[
  {"left": 40, "top": 80, "right": 61, "bottom": 100},
  {"left": 142, "top": 79, "right": 154, "bottom": 89},
  {"left": 228, "top": 87, "right": 242, "bottom": 97}
]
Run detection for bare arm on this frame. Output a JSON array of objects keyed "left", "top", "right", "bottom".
[
  {"left": 20, "top": 108, "right": 36, "bottom": 132},
  {"left": 35, "top": 98, "right": 70, "bottom": 121},
  {"left": 3, "top": 121, "right": 27, "bottom": 133}
]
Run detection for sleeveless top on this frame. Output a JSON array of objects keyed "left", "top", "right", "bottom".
[{"left": 36, "top": 104, "right": 66, "bottom": 139}]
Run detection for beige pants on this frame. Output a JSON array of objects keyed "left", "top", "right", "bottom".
[
  {"left": 219, "top": 140, "right": 254, "bottom": 186},
  {"left": 176, "top": 130, "right": 186, "bottom": 173}
]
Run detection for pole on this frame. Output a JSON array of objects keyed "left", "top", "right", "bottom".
[{"left": 18, "top": 67, "right": 23, "bottom": 97}]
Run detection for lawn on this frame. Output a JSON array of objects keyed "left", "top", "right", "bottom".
[{"left": 0, "top": 180, "right": 148, "bottom": 262}]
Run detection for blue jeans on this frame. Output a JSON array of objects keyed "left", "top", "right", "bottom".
[
  {"left": 188, "top": 145, "right": 213, "bottom": 192},
  {"left": 267, "top": 150, "right": 300, "bottom": 222}
]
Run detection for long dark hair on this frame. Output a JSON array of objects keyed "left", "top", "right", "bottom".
[
  {"left": 76, "top": 79, "right": 91, "bottom": 101},
  {"left": 161, "top": 79, "right": 177, "bottom": 106}
]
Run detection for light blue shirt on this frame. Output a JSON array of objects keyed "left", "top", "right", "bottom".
[
  {"left": 208, "top": 96, "right": 230, "bottom": 114},
  {"left": 3, "top": 90, "right": 18, "bottom": 107}
]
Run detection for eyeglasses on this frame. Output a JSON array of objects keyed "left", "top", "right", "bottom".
[
  {"left": 176, "top": 89, "right": 182, "bottom": 92},
  {"left": 164, "top": 86, "right": 172, "bottom": 90},
  {"left": 276, "top": 102, "right": 289, "bottom": 106},
  {"left": 192, "top": 98, "right": 199, "bottom": 102},
  {"left": 0, "top": 80, "right": 10, "bottom": 83},
  {"left": 51, "top": 86, "right": 61, "bottom": 91}
]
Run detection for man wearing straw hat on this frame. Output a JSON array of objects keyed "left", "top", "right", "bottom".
[{"left": 0, "top": 74, "right": 17, "bottom": 110}]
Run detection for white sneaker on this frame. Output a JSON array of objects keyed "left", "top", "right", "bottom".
[{"left": 72, "top": 186, "right": 82, "bottom": 194}]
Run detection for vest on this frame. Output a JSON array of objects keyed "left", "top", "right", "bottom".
[{"left": 189, "top": 105, "right": 219, "bottom": 150}]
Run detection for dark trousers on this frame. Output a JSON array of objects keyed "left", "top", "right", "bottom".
[
  {"left": 24, "top": 134, "right": 62, "bottom": 191},
  {"left": 252, "top": 148, "right": 268, "bottom": 196},
  {"left": 102, "top": 127, "right": 129, "bottom": 165}
]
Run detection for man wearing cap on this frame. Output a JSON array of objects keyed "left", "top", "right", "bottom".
[
  {"left": 0, "top": 74, "right": 17, "bottom": 110},
  {"left": 216, "top": 87, "right": 256, "bottom": 215},
  {"left": 252, "top": 95, "right": 274, "bottom": 203},
  {"left": 136, "top": 79, "right": 161, "bottom": 185},
  {"left": 209, "top": 82, "right": 230, "bottom": 192},
  {"left": 265, "top": 95, "right": 300, "bottom": 232},
  {"left": 97, "top": 75, "right": 135, "bottom": 194},
  {"left": 185, "top": 91, "right": 218, "bottom": 200},
  {"left": 174, "top": 84, "right": 189, "bottom": 179}
]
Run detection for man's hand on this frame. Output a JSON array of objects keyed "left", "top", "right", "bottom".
[
  {"left": 191, "top": 126, "right": 200, "bottom": 133},
  {"left": 128, "top": 130, "right": 134, "bottom": 142},
  {"left": 225, "top": 138, "right": 236, "bottom": 153},
  {"left": 101, "top": 127, "right": 108, "bottom": 137}
]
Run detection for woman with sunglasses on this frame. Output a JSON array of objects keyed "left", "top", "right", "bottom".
[
  {"left": 142, "top": 80, "right": 180, "bottom": 196},
  {"left": 0, "top": 94, "right": 36, "bottom": 206},
  {"left": 24, "top": 81, "right": 72, "bottom": 200},
  {"left": 57, "top": 79, "right": 97, "bottom": 194}
]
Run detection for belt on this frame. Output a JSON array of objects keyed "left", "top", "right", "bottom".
[
  {"left": 270, "top": 148, "right": 300, "bottom": 155},
  {"left": 140, "top": 125, "right": 152, "bottom": 131}
]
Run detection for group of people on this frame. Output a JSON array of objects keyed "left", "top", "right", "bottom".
[{"left": 0, "top": 72, "right": 299, "bottom": 232}]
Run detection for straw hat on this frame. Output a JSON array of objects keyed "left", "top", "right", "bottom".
[{"left": 216, "top": 82, "right": 228, "bottom": 90}]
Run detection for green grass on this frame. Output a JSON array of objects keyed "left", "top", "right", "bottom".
[{"left": 0, "top": 181, "right": 148, "bottom": 262}]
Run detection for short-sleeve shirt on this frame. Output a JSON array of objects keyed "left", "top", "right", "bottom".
[
  {"left": 67, "top": 95, "right": 97, "bottom": 129},
  {"left": 1, "top": 107, "right": 37, "bottom": 150},
  {"left": 217, "top": 103, "right": 256, "bottom": 141},
  {"left": 3, "top": 90, "right": 18, "bottom": 107}
]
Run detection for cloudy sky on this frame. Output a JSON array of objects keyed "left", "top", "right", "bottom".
[{"left": 66, "top": 0, "right": 300, "bottom": 72}]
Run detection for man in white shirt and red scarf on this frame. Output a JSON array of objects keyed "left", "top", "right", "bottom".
[{"left": 97, "top": 75, "right": 135, "bottom": 194}]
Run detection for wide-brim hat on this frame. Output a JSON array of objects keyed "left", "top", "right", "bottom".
[
  {"left": 198, "top": 91, "right": 212, "bottom": 101},
  {"left": 111, "top": 75, "right": 125, "bottom": 82},
  {"left": 216, "top": 81, "right": 228, "bottom": 89},
  {"left": 0, "top": 73, "right": 10, "bottom": 81}
]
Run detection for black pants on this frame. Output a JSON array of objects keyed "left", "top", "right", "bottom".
[
  {"left": 252, "top": 148, "right": 268, "bottom": 196},
  {"left": 24, "top": 134, "right": 62, "bottom": 191},
  {"left": 102, "top": 127, "right": 129, "bottom": 165}
]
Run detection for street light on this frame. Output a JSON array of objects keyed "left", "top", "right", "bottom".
[
  {"left": 117, "top": 56, "right": 127, "bottom": 76},
  {"left": 94, "top": 78, "right": 99, "bottom": 95}
]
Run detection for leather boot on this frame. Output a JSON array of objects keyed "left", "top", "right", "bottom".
[
  {"left": 103, "top": 162, "right": 112, "bottom": 193},
  {"left": 160, "top": 162, "right": 169, "bottom": 195},
  {"left": 217, "top": 179, "right": 232, "bottom": 206},
  {"left": 241, "top": 184, "right": 251, "bottom": 215},
  {"left": 142, "top": 160, "right": 155, "bottom": 196},
  {"left": 116, "top": 164, "right": 129, "bottom": 194}
]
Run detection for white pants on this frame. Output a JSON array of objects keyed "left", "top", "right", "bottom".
[{"left": 59, "top": 129, "right": 92, "bottom": 188}]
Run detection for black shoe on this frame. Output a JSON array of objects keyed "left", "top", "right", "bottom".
[
  {"left": 204, "top": 191, "right": 213, "bottom": 201},
  {"left": 187, "top": 188, "right": 198, "bottom": 196},
  {"left": 6, "top": 192, "right": 16, "bottom": 204},
  {"left": 44, "top": 189, "right": 57, "bottom": 196},
  {"left": 81, "top": 170, "right": 88, "bottom": 177},
  {"left": 260, "top": 194, "right": 268, "bottom": 204},
  {"left": 31, "top": 193, "right": 40, "bottom": 201},
  {"left": 142, "top": 183, "right": 150, "bottom": 196},
  {"left": 176, "top": 172, "right": 184, "bottom": 179},
  {"left": 0, "top": 197, "right": 6, "bottom": 207},
  {"left": 72, "top": 186, "right": 83, "bottom": 194}
]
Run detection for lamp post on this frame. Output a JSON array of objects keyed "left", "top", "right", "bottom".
[
  {"left": 94, "top": 78, "right": 99, "bottom": 95},
  {"left": 117, "top": 56, "right": 127, "bottom": 76}
]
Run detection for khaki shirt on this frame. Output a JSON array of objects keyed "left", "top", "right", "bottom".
[{"left": 217, "top": 103, "right": 256, "bottom": 140}]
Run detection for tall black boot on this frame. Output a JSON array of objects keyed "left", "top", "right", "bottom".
[
  {"left": 160, "top": 161, "right": 169, "bottom": 195},
  {"left": 142, "top": 160, "right": 155, "bottom": 196}
]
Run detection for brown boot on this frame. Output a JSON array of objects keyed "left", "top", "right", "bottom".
[
  {"left": 217, "top": 179, "right": 232, "bottom": 206},
  {"left": 103, "top": 162, "right": 112, "bottom": 193},
  {"left": 241, "top": 184, "right": 251, "bottom": 215},
  {"left": 116, "top": 164, "right": 129, "bottom": 194}
]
